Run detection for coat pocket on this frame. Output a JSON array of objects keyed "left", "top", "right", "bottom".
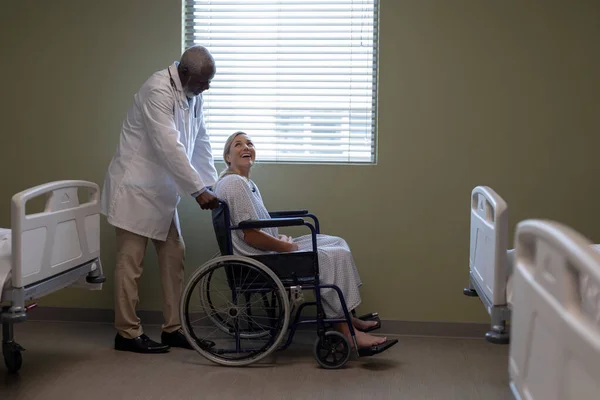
[{"left": 122, "top": 157, "right": 170, "bottom": 195}]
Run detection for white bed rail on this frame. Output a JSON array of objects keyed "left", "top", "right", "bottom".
[
  {"left": 11, "top": 180, "right": 101, "bottom": 288},
  {"left": 509, "top": 219, "right": 600, "bottom": 400},
  {"left": 470, "top": 186, "right": 509, "bottom": 306}
]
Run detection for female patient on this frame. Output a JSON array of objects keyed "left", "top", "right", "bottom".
[{"left": 213, "top": 131, "right": 389, "bottom": 348}]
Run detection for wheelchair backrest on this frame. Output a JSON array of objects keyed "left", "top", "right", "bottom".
[{"left": 212, "top": 202, "right": 233, "bottom": 256}]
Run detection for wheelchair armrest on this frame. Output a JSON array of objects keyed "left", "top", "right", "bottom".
[
  {"left": 268, "top": 210, "right": 320, "bottom": 234},
  {"left": 233, "top": 218, "right": 319, "bottom": 255},
  {"left": 235, "top": 217, "right": 305, "bottom": 230},
  {"left": 268, "top": 210, "right": 308, "bottom": 218}
]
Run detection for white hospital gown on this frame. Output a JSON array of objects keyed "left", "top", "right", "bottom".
[{"left": 214, "top": 174, "right": 363, "bottom": 318}]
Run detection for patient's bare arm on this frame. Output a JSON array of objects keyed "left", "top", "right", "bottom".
[{"left": 243, "top": 229, "right": 298, "bottom": 253}]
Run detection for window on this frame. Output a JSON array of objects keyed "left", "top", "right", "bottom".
[{"left": 184, "top": 0, "right": 379, "bottom": 164}]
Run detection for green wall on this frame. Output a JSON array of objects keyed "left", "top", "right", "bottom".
[{"left": 2, "top": 1, "right": 599, "bottom": 323}]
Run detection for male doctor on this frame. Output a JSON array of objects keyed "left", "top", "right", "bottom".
[{"left": 101, "top": 45, "right": 219, "bottom": 354}]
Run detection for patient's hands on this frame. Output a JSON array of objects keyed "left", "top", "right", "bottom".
[
  {"left": 278, "top": 235, "right": 298, "bottom": 252},
  {"left": 278, "top": 234, "right": 293, "bottom": 242},
  {"left": 243, "top": 230, "right": 297, "bottom": 253}
]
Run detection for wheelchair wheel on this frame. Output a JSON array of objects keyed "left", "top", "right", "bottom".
[
  {"left": 180, "top": 255, "right": 290, "bottom": 367},
  {"left": 313, "top": 331, "right": 351, "bottom": 369},
  {"left": 199, "top": 269, "right": 272, "bottom": 340}
]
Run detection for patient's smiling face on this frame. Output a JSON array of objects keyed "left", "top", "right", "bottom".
[{"left": 226, "top": 133, "right": 256, "bottom": 171}]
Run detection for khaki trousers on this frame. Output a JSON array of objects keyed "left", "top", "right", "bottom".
[{"left": 114, "top": 221, "right": 185, "bottom": 339}]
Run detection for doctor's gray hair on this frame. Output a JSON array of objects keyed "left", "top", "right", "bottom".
[
  {"left": 217, "top": 131, "right": 249, "bottom": 181},
  {"left": 179, "top": 45, "right": 215, "bottom": 77}
]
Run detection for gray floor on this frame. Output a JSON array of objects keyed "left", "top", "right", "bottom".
[{"left": 1, "top": 321, "right": 512, "bottom": 400}]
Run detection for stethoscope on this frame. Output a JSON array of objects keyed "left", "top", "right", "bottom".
[{"left": 168, "top": 67, "right": 191, "bottom": 113}]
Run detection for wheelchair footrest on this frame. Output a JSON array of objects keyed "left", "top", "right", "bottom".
[{"left": 357, "top": 339, "right": 398, "bottom": 357}]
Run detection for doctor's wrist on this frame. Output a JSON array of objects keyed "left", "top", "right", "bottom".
[{"left": 191, "top": 187, "right": 208, "bottom": 197}]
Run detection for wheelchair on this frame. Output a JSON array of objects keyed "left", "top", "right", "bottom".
[{"left": 179, "top": 201, "right": 397, "bottom": 369}]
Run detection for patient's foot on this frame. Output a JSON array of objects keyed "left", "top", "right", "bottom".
[
  {"left": 336, "top": 322, "right": 386, "bottom": 348},
  {"left": 352, "top": 317, "right": 378, "bottom": 331},
  {"left": 354, "top": 331, "right": 387, "bottom": 348}
]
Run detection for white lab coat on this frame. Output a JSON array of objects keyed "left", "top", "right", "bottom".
[{"left": 101, "top": 62, "right": 218, "bottom": 241}]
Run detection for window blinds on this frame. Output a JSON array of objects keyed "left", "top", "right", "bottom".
[{"left": 184, "top": 0, "right": 378, "bottom": 163}]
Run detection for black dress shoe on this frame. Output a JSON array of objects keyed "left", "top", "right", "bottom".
[
  {"left": 161, "top": 329, "right": 215, "bottom": 350},
  {"left": 114, "top": 333, "right": 170, "bottom": 354}
]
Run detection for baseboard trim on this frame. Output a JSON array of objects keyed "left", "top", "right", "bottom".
[{"left": 23, "top": 306, "right": 490, "bottom": 339}]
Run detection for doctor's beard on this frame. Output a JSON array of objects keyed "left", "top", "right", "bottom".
[{"left": 184, "top": 88, "right": 197, "bottom": 99}]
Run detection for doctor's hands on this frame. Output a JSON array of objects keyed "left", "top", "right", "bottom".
[{"left": 195, "top": 190, "right": 219, "bottom": 210}]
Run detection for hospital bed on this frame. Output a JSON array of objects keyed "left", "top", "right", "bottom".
[
  {"left": 462, "top": 186, "right": 600, "bottom": 344},
  {"left": 509, "top": 219, "right": 600, "bottom": 400},
  {"left": 1, "top": 180, "right": 105, "bottom": 373}
]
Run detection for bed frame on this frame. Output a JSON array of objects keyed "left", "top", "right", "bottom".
[
  {"left": 509, "top": 219, "right": 600, "bottom": 400},
  {"left": 1, "top": 180, "right": 105, "bottom": 373},
  {"left": 463, "top": 186, "right": 511, "bottom": 344},
  {"left": 463, "top": 185, "right": 600, "bottom": 347}
]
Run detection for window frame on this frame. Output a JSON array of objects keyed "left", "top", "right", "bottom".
[{"left": 182, "top": 0, "right": 380, "bottom": 165}]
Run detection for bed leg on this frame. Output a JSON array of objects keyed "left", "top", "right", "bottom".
[
  {"left": 485, "top": 322, "right": 510, "bottom": 345},
  {"left": 484, "top": 306, "right": 510, "bottom": 344},
  {"left": 86, "top": 270, "right": 106, "bottom": 284},
  {"left": 463, "top": 280, "right": 479, "bottom": 297},
  {"left": 2, "top": 321, "right": 13, "bottom": 345},
  {"left": 86, "top": 260, "right": 106, "bottom": 284}
]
